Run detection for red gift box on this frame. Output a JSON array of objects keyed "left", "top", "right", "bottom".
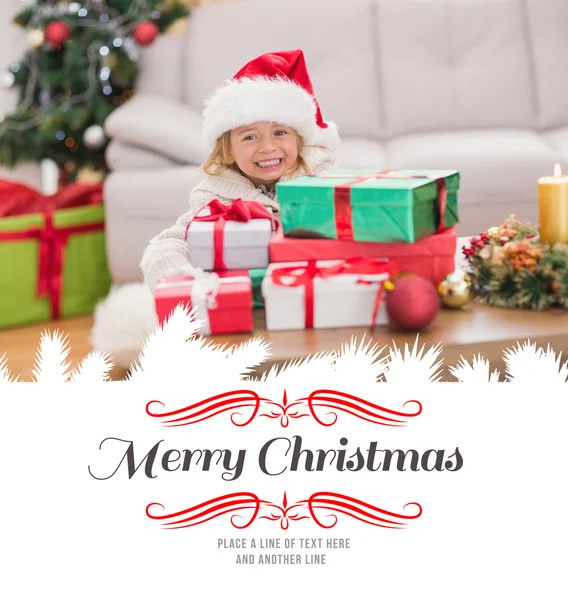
[
  {"left": 269, "top": 227, "right": 456, "bottom": 284},
  {"left": 154, "top": 270, "right": 253, "bottom": 335}
]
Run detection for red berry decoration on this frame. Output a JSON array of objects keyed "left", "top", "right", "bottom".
[
  {"left": 133, "top": 21, "right": 159, "bottom": 46},
  {"left": 385, "top": 274, "right": 440, "bottom": 332},
  {"left": 45, "top": 21, "right": 71, "bottom": 46}
]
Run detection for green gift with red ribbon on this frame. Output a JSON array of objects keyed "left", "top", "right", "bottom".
[
  {"left": 276, "top": 169, "right": 459, "bottom": 243},
  {"left": 0, "top": 179, "right": 111, "bottom": 329}
]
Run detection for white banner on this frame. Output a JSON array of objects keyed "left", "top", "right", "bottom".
[{"left": 1, "top": 310, "right": 567, "bottom": 600}]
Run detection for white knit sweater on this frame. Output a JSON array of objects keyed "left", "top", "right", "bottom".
[{"left": 140, "top": 146, "right": 336, "bottom": 289}]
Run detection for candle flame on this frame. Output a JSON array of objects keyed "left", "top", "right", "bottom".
[{"left": 554, "top": 163, "right": 562, "bottom": 177}]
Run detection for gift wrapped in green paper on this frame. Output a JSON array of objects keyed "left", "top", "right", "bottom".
[
  {"left": 276, "top": 169, "right": 460, "bottom": 243},
  {"left": 0, "top": 180, "right": 111, "bottom": 329}
]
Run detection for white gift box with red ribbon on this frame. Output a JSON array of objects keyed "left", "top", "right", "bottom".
[
  {"left": 154, "top": 270, "right": 253, "bottom": 335},
  {"left": 262, "top": 258, "right": 395, "bottom": 331},
  {"left": 186, "top": 199, "right": 273, "bottom": 271}
]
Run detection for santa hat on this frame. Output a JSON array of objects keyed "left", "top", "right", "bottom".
[{"left": 202, "top": 49, "right": 340, "bottom": 151}]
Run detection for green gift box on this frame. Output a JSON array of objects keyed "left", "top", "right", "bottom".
[
  {"left": 276, "top": 169, "right": 460, "bottom": 243},
  {"left": 0, "top": 203, "right": 111, "bottom": 329}
]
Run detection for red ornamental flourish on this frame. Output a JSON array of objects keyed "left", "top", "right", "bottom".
[
  {"left": 146, "top": 492, "right": 422, "bottom": 531},
  {"left": 145, "top": 389, "right": 422, "bottom": 428}
]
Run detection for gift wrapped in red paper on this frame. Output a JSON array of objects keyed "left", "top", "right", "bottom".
[
  {"left": 0, "top": 179, "right": 110, "bottom": 329},
  {"left": 269, "top": 227, "right": 457, "bottom": 285},
  {"left": 154, "top": 270, "right": 253, "bottom": 335}
]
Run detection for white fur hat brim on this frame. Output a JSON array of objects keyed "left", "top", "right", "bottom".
[{"left": 202, "top": 77, "right": 340, "bottom": 151}]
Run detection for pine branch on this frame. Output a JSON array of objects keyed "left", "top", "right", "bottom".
[{"left": 32, "top": 330, "right": 72, "bottom": 383}]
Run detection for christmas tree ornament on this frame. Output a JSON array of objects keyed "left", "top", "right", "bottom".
[
  {"left": 83, "top": 125, "right": 106, "bottom": 149},
  {"left": 1, "top": 72, "right": 15, "bottom": 89},
  {"left": 133, "top": 21, "right": 159, "bottom": 46},
  {"left": 385, "top": 274, "right": 440, "bottom": 331},
  {"left": 438, "top": 270, "right": 473, "bottom": 309},
  {"left": 76, "top": 166, "right": 105, "bottom": 184},
  {"left": 45, "top": 21, "right": 71, "bottom": 45},
  {"left": 28, "top": 28, "right": 45, "bottom": 49}
]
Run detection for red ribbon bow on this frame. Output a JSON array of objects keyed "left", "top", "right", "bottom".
[
  {"left": 271, "top": 257, "right": 399, "bottom": 330},
  {"left": 0, "top": 181, "right": 104, "bottom": 320},
  {"left": 191, "top": 199, "right": 275, "bottom": 271},
  {"left": 311, "top": 170, "right": 448, "bottom": 240}
]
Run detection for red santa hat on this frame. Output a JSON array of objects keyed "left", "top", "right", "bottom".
[{"left": 202, "top": 49, "right": 340, "bottom": 151}]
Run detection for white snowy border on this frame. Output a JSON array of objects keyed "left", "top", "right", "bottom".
[{"left": 1, "top": 306, "right": 567, "bottom": 384}]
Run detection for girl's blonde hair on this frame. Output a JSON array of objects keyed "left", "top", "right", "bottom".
[{"left": 202, "top": 129, "right": 313, "bottom": 180}]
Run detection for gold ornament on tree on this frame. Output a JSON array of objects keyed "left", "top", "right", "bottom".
[
  {"left": 76, "top": 166, "right": 105, "bottom": 184},
  {"left": 438, "top": 270, "right": 473, "bottom": 309},
  {"left": 28, "top": 29, "right": 45, "bottom": 49}
]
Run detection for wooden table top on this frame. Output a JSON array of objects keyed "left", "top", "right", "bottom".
[{"left": 212, "top": 303, "right": 567, "bottom": 380}]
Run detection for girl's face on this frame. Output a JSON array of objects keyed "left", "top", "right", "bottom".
[{"left": 228, "top": 122, "right": 300, "bottom": 186}]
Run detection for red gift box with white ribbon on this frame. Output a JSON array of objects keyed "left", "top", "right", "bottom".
[{"left": 154, "top": 270, "right": 253, "bottom": 335}]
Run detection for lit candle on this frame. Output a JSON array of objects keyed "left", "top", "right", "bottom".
[{"left": 538, "top": 163, "right": 568, "bottom": 245}]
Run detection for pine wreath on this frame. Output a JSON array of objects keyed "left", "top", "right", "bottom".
[{"left": 463, "top": 216, "right": 568, "bottom": 310}]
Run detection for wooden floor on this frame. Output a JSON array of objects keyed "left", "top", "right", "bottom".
[{"left": 0, "top": 315, "right": 129, "bottom": 381}]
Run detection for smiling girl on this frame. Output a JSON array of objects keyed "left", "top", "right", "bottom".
[{"left": 140, "top": 49, "right": 340, "bottom": 290}]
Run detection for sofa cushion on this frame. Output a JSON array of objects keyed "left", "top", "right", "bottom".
[
  {"left": 544, "top": 127, "right": 568, "bottom": 162},
  {"left": 374, "top": 0, "right": 536, "bottom": 137},
  {"left": 136, "top": 35, "right": 187, "bottom": 101},
  {"left": 104, "top": 166, "right": 202, "bottom": 283},
  {"left": 185, "top": 0, "right": 382, "bottom": 139},
  {"left": 105, "top": 141, "right": 180, "bottom": 171},
  {"left": 334, "top": 138, "right": 388, "bottom": 170},
  {"left": 386, "top": 129, "right": 562, "bottom": 208},
  {"left": 525, "top": 0, "right": 568, "bottom": 129},
  {"left": 104, "top": 94, "right": 208, "bottom": 165}
]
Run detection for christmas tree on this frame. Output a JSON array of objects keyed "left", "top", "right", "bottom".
[{"left": 0, "top": 0, "right": 188, "bottom": 183}]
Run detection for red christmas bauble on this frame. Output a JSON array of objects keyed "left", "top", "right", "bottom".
[
  {"left": 133, "top": 21, "right": 159, "bottom": 46},
  {"left": 385, "top": 274, "right": 440, "bottom": 331},
  {"left": 45, "top": 21, "right": 71, "bottom": 46}
]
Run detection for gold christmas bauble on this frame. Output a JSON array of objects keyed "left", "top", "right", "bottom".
[
  {"left": 438, "top": 270, "right": 473, "bottom": 309},
  {"left": 76, "top": 166, "right": 105, "bottom": 184},
  {"left": 28, "top": 29, "right": 45, "bottom": 49}
]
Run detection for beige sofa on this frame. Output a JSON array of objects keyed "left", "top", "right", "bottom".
[{"left": 104, "top": 0, "right": 568, "bottom": 284}]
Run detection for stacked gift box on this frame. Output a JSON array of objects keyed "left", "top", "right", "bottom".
[
  {"left": 154, "top": 169, "right": 459, "bottom": 334},
  {"left": 155, "top": 199, "right": 274, "bottom": 333},
  {"left": 0, "top": 180, "right": 111, "bottom": 329}
]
